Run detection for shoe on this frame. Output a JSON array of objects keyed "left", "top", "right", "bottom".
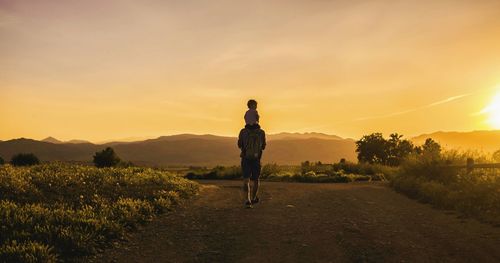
[
  {"left": 251, "top": 197, "right": 259, "bottom": 204},
  {"left": 245, "top": 201, "right": 253, "bottom": 209}
]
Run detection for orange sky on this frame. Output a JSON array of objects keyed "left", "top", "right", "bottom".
[{"left": 1, "top": 0, "right": 500, "bottom": 142}]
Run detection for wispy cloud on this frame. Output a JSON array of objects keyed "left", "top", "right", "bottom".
[{"left": 356, "top": 93, "right": 472, "bottom": 121}]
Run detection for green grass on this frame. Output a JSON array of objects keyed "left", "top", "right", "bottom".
[{"left": 0, "top": 163, "right": 199, "bottom": 262}]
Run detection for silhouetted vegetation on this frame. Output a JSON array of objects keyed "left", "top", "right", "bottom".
[
  {"left": 93, "top": 147, "right": 121, "bottom": 168},
  {"left": 355, "top": 132, "right": 500, "bottom": 224},
  {"left": 0, "top": 163, "right": 198, "bottom": 262},
  {"left": 356, "top": 133, "right": 416, "bottom": 166},
  {"left": 493, "top": 149, "right": 500, "bottom": 162},
  {"left": 186, "top": 166, "right": 242, "bottom": 180},
  {"left": 391, "top": 149, "right": 500, "bottom": 224},
  {"left": 421, "top": 138, "right": 441, "bottom": 157},
  {"left": 0, "top": 156, "right": 4, "bottom": 165},
  {"left": 10, "top": 153, "right": 40, "bottom": 166},
  {"left": 184, "top": 161, "right": 392, "bottom": 183}
]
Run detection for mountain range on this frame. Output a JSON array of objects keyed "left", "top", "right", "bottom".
[
  {"left": 411, "top": 130, "right": 500, "bottom": 153},
  {"left": 1, "top": 130, "right": 499, "bottom": 166},
  {"left": 0, "top": 133, "right": 356, "bottom": 166}
]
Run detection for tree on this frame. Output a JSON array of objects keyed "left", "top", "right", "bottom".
[
  {"left": 93, "top": 147, "right": 121, "bottom": 168},
  {"left": 386, "top": 133, "right": 415, "bottom": 166},
  {"left": 10, "top": 153, "right": 40, "bottom": 166},
  {"left": 422, "top": 138, "right": 441, "bottom": 157},
  {"left": 355, "top": 133, "right": 388, "bottom": 164},
  {"left": 356, "top": 133, "right": 416, "bottom": 166}
]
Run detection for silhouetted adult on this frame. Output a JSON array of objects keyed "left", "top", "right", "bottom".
[{"left": 238, "top": 123, "right": 266, "bottom": 208}]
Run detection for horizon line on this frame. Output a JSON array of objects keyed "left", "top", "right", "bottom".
[{"left": 2, "top": 129, "right": 500, "bottom": 144}]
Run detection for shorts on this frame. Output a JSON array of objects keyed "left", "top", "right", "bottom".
[{"left": 241, "top": 158, "right": 261, "bottom": 180}]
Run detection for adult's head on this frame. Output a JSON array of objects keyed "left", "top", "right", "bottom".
[{"left": 247, "top": 99, "right": 257, "bottom": 110}]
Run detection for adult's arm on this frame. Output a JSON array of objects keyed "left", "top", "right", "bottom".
[
  {"left": 261, "top": 130, "right": 266, "bottom": 150},
  {"left": 237, "top": 129, "right": 244, "bottom": 149}
]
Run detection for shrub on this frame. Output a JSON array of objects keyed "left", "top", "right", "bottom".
[
  {"left": 261, "top": 163, "right": 280, "bottom": 179},
  {"left": 398, "top": 152, "right": 458, "bottom": 183},
  {"left": 213, "top": 166, "right": 241, "bottom": 179},
  {"left": 185, "top": 166, "right": 241, "bottom": 180},
  {"left": 10, "top": 153, "right": 40, "bottom": 166},
  {"left": 93, "top": 147, "right": 121, "bottom": 168},
  {"left": 331, "top": 161, "right": 396, "bottom": 180}
]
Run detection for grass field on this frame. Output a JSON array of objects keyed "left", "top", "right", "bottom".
[{"left": 0, "top": 163, "right": 199, "bottom": 262}]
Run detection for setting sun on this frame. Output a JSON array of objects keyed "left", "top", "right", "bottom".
[{"left": 481, "top": 91, "right": 500, "bottom": 128}]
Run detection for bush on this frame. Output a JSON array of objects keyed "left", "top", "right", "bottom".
[
  {"left": 261, "top": 163, "right": 281, "bottom": 179},
  {"left": 93, "top": 147, "right": 121, "bottom": 168},
  {"left": 185, "top": 166, "right": 241, "bottom": 180},
  {"left": 10, "top": 153, "right": 40, "bottom": 166}
]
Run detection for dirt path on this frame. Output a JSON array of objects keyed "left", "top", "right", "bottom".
[{"left": 94, "top": 180, "right": 500, "bottom": 263}]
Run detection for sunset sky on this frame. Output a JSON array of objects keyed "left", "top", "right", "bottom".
[{"left": 1, "top": 0, "right": 500, "bottom": 142}]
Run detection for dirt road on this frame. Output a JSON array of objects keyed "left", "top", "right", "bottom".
[{"left": 95, "top": 180, "right": 500, "bottom": 263}]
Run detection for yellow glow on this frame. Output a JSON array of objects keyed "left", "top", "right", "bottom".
[
  {"left": 1, "top": 1, "right": 500, "bottom": 141},
  {"left": 482, "top": 90, "right": 500, "bottom": 129}
]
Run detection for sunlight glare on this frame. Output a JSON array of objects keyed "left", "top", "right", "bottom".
[{"left": 481, "top": 91, "right": 500, "bottom": 129}]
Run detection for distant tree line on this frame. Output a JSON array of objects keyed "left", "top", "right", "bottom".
[{"left": 355, "top": 133, "right": 441, "bottom": 166}]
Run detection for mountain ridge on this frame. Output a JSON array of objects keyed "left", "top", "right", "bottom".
[
  {"left": 3, "top": 130, "right": 500, "bottom": 166},
  {"left": 411, "top": 130, "right": 500, "bottom": 152},
  {"left": 0, "top": 133, "right": 356, "bottom": 166}
]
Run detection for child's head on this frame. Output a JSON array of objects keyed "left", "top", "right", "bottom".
[{"left": 247, "top": 99, "right": 257, "bottom": 110}]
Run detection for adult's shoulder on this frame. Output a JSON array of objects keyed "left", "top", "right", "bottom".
[{"left": 239, "top": 128, "right": 248, "bottom": 135}]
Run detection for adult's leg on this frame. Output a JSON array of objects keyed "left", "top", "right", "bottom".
[
  {"left": 243, "top": 178, "right": 251, "bottom": 202},
  {"left": 251, "top": 179, "right": 260, "bottom": 201},
  {"left": 241, "top": 159, "right": 252, "bottom": 203},
  {"left": 251, "top": 159, "right": 261, "bottom": 201}
]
